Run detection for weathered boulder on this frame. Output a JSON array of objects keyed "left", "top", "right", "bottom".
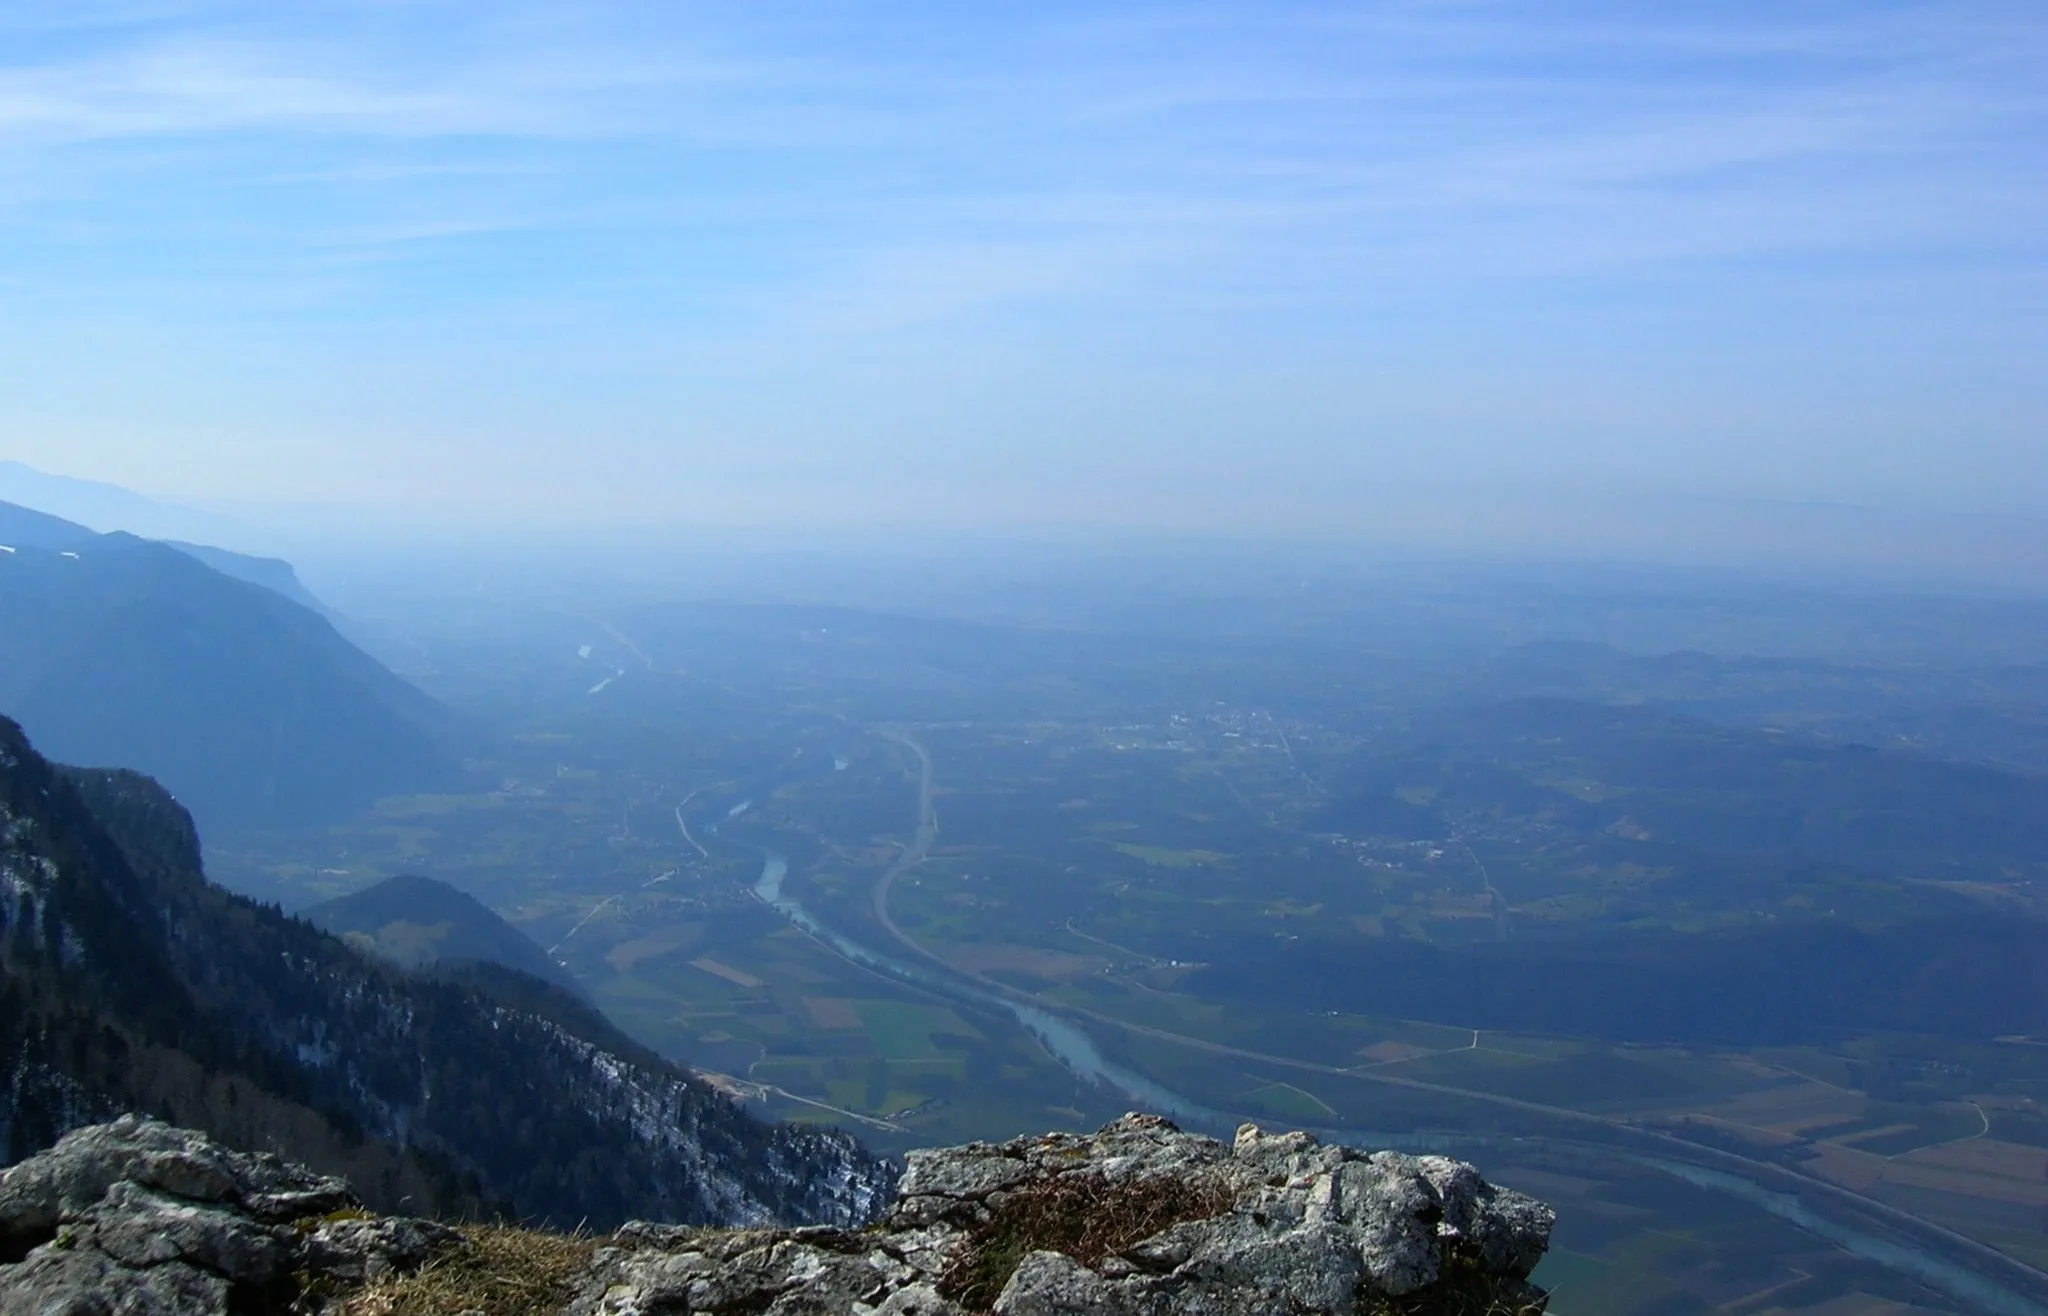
[
  {"left": 0, "top": 1115, "right": 457, "bottom": 1316},
  {"left": 568, "top": 1114, "right": 1553, "bottom": 1315}
]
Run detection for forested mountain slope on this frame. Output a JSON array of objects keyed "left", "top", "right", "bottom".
[{"left": 0, "top": 719, "right": 890, "bottom": 1228}]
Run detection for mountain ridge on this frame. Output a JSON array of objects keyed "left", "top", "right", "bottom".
[
  {"left": 305, "top": 873, "right": 583, "bottom": 998},
  {"left": 0, "top": 497, "right": 328, "bottom": 615},
  {"left": 0, "top": 529, "right": 458, "bottom": 831},
  {"left": 0, "top": 462, "right": 252, "bottom": 549}
]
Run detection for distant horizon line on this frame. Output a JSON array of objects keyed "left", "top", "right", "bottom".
[{"left": 3, "top": 459, "right": 2042, "bottom": 595}]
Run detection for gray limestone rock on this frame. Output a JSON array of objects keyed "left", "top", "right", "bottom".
[
  {"left": 1, "top": 1242, "right": 231, "bottom": 1316},
  {"left": 564, "top": 1114, "right": 1552, "bottom": 1316},
  {"left": 0, "top": 1116, "right": 453, "bottom": 1316},
  {"left": 301, "top": 1215, "right": 466, "bottom": 1284},
  {"left": 992, "top": 1252, "right": 1115, "bottom": 1316},
  {"left": 1, "top": 1113, "right": 1554, "bottom": 1315},
  {"left": 0, "top": 1113, "right": 350, "bottom": 1257}
]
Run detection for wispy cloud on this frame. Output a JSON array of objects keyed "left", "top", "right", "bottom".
[
  {"left": 0, "top": 39, "right": 690, "bottom": 141},
  {"left": 0, "top": 1, "right": 2042, "bottom": 528}
]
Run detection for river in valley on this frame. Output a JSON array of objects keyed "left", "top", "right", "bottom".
[
  {"left": 738, "top": 844, "right": 2048, "bottom": 1315},
  {"left": 752, "top": 849, "right": 1214, "bottom": 1126}
]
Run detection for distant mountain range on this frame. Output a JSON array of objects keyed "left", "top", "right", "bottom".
[
  {"left": 0, "top": 499, "right": 327, "bottom": 614},
  {"left": 306, "top": 874, "right": 583, "bottom": 997},
  {"left": 0, "top": 500, "right": 91, "bottom": 550},
  {"left": 0, "top": 501, "right": 454, "bottom": 831},
  {"left": 0, "top": 719, "right": 890, "bottom": 1227},
  {"left": 0, "top": 461, "right": 253, "bottom": 550}
]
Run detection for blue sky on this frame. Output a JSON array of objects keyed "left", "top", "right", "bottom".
[{"left": 0, "top": 1, "right": 2042, "bottom": 542}]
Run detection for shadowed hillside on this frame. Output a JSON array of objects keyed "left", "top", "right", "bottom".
[
  {"left": 306, "top": 873, "right": 582, "bottom": 997},
  {"left": 0, "top": 527, "right": 459, "bottom": 831}
]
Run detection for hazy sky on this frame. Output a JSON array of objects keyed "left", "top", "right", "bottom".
[{"left": 0, "top": 2, "right": 2042, "bottom": 539}]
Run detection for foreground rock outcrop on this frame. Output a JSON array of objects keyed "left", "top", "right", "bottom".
[
  {"left": 0, "top": 1114, "right": 1554, "bottom": 1314},
  {"left": 0, "top": 1115, "right": 458, "bottom": 1314}
]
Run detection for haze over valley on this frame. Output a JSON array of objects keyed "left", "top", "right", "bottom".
[
  {"left": 7, "top": 486, "right": 2045, "bottom": 1311},
  {"left": 3, "top": 4, "right": 2046, "bottom": 1313}
]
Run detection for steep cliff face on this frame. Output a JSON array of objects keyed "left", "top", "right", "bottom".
[
  {"left": 0, "top": 718, "right": 892, "bottom": 1230},
  {"left": 0, "top": 1115, "right": 1554, "bottom": 1315}
]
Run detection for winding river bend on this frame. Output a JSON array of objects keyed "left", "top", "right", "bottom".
[
  {"left": 740, "top": 847, "right": 2048, "bottom": 1316},
  {"left": 753, "top": 849, "right": 1215, "bottom": 1127}
]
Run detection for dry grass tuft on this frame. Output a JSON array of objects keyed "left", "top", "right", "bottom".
[
  {"left": 937, "top": 1171, "right": 1240, "bottom": 1312},
  {"left": 326, "top": 1224, "right": 598, "bottom": 1316}
]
